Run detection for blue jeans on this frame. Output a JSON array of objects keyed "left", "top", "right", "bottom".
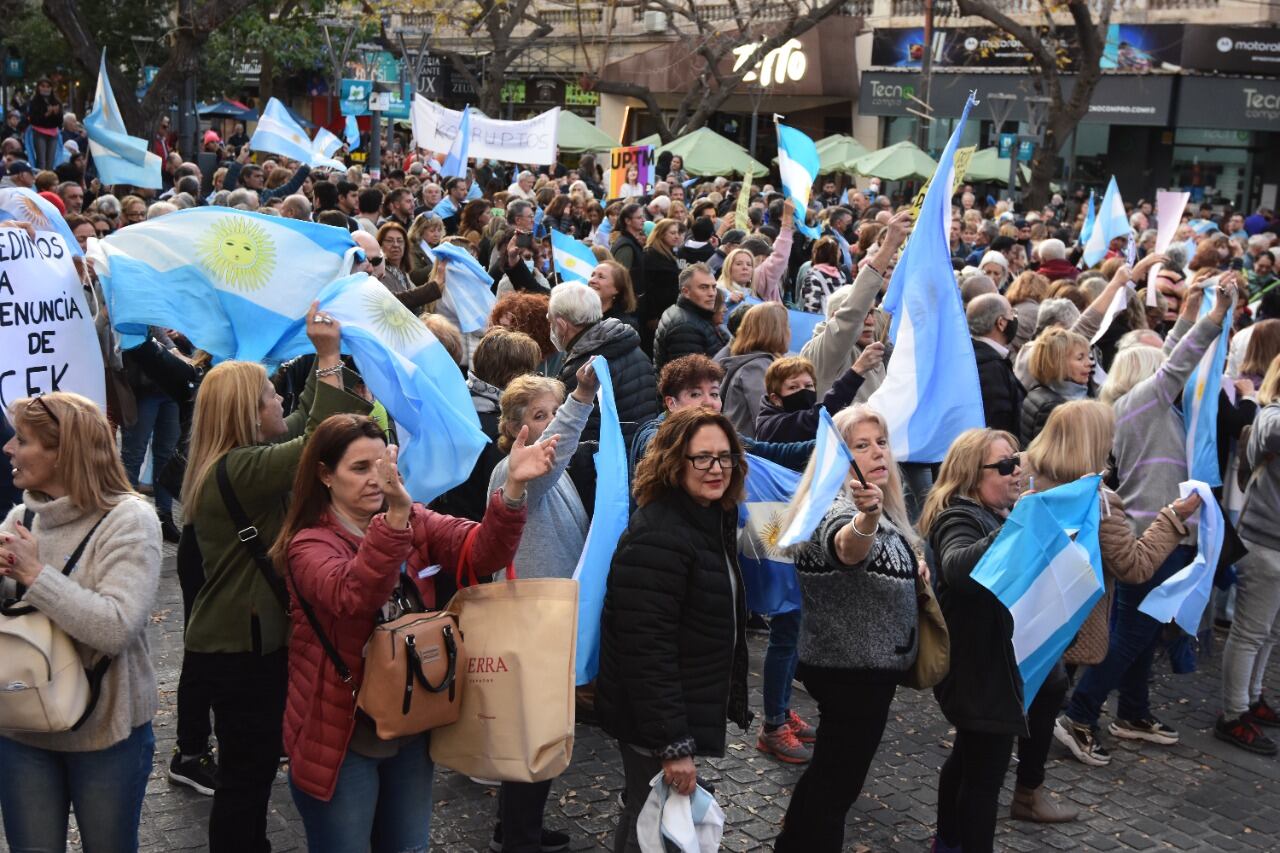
[
  {"left": 1066, "top": 545, "right": 1195, "bottom": 728},
  {"left": 0, "top": 722, "right": 155, "bottom": 853},
  {"left": 120, "top": 392, "right": 179, "bottom": 515},
  {"left": 289, "top": 734, "right": 435, "bottom": 853},
  {"left": 763, "top": 609, "right": 801, "bottom": 726}
]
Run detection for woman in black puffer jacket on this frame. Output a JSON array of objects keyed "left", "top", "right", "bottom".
[
  {"left": 917, "top": 427, "right": 1026, "bottom": 853},
  {"left": 596, "top": 408, "right": 751, "bottom": 853}
]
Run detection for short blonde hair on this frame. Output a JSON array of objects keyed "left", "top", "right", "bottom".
[
  {"left": 1025, "top": 400, "right": 1115, "bottom": 482},
  {"left": 497, "top": 375, "right": 564, "bottom": 452},
  {"left": 10, "top": 393, "right": 135, "bottom": 512},
  {"left": 1030, "top": 327, "right": 1090, "bottom": 386},
  {"left": 1100, "top": 345, "right": 1164, "bottom": 405}
]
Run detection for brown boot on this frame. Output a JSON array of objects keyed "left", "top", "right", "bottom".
[{"left": 1010, "top": 784, "right": 1079, "bottom": 823}]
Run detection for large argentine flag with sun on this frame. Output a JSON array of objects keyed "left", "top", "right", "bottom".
[{"left": 93, "top": 208, "right": 360, "bottom": 362}]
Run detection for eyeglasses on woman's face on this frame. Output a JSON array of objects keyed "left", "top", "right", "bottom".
[
  {"left": 686, "top": 452, "right": 740, "bottom": 471},
  {"left": 982, "top": 454, "right": 1021, "bottom": 477}
]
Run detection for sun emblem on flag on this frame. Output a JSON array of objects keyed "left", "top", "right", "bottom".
[
  {"left": 197, "top": 215, "right": 277, "bottom": 291},
  {"left": 363, "top": 288, "right": 426, "bottom": 350},
  {"left": 759, "top": 510, "right": 788, "bottom": 558},
  {"left": 9, "top": 193, "right": 50, "bottom": 229}
]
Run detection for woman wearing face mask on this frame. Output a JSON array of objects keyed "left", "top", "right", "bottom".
[
  {"left": 179, "top": 306, "right": 371, "bottom": 853},
  {"left": 1020, "top": 327, "right": 1093, "bottom": 445},
  {"left": 917, "top": 428, "right": 1025, "bottom": 853},
  {"left": 772, "top": 406, "right": 922, "bottom": 852},
  {"left": 596, "top": 408, "right": 751, "bottom": 853},
  {"left": 269, "top": 415, "right": 547, "bottom": 853},
  {"left": 495, "top": 229, "right": 550, "bottom": 297},
  {"left": 755, "top": 347, "right": 884, "bottom": 444}
]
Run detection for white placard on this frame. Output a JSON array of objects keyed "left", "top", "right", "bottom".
[
  {"left": 1154, "top": 190, "right": 1190, "bottom": 254},
  {"left": 411, "top": 95, "right": 559, "bottom": 165},
  {"left": 0, "top": 227, "right": 105, "bottom": 411}
]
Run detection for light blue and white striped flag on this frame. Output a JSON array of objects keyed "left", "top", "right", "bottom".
[
  {"left": 1082, "top": 177, "right": 1129, "bottom": 267},
  {"left": 1139, "top": 480, "right": 1223, "bottom": 634},
  {"left": 249, "top": 97, "right": 317, "bottom": 165},
  {"left": 1184, "top": 287, "right": 1232, "bottom": 487},
  {"left": 420, "top": 240, "right": 494, "bottom": 334},
  {"left": 1080, "top": 190, "right": 1096, "bottom": 247},
  {"left": 23, "top": 126, "right": 67, "bottom": 170},
  {"left": 84, "top": 51, "right": 162, "bottom": 189},
  {"left": 551, "top": 229, "right": 597, "bottom": 284},
  {"left": 868, "top": 94, "right": 984, "bottom": 463},
  {"left": 0, "top": 187, "right": 84, "bottom": 257},
  {"left": 93, "top": 207, "right": 359, "bottom": 361},
  {"left": 308, "top": 273, "right": 487, "bottom": 504},
  {"left": 344, "top": 114, "right": 361, "bottom": 151},
  {"left": 739, "top": 454, "right": 803, "bottom": 616},
  {"left": 777, "top": 407, "right": 852, "bottom": 548},
  {"left": 573, "top": 355, "right": 628, "bottom": 685},
  {"left": 310, "top": 126, "right": 346, "bottom": 170},
  {"left": 972, "top": 475, "right": 1105, "bottom": 709},
  {"left": 775, "top": 120, "right": 821, "bottom": 240},
  {"left": 440, "top": 106, "right": 472, "bottom": 179}
]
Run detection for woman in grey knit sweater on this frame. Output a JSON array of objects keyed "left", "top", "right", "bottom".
[
  {"left": 0, "top": 392, "right": 162, "bottom": 852},
  {"left": 773, "top": 404, "right": 921, "bottom": 853}
]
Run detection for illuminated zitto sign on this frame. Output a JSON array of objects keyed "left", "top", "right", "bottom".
[{"left": 732, "top": 38, "right": 808, "bottom": 86}]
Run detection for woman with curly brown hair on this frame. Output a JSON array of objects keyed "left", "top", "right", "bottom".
[{"left": 596, "top": 408, "right": 751, "bottom": 853}]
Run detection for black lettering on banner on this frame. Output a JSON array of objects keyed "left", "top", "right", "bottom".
[
  {"left": 0, "top": 270, "right": 11, "bottom": 295},
  {"left": 27, "top": 330, "right": 54, "bottom": 354},
  {"left": 0, "top": 363, "right": 71, "bottom": 408}
]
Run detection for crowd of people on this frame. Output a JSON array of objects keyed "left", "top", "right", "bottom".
[{"left": 2, "top": 120, "right": 1280, "bottom": 853}]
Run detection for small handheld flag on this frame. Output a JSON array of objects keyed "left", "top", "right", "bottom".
[
  {"left": 344, "top": 114, "right": 361, "bottom": 151},
  {"left": 777, "top": 408, "right": 853, "bottom": 548},
  {"left": 739, "top": 454, "right": 803, "bottom": 616},
  {"left": 84, "top": 51, "right": 162, "bottom": 189},
  {"left": 1082, "top": 177, "right": 1129, "bottom": 268},
  {"left": 440, "top": 106, "right": 472, "bottom": 179},
  {"left": 551, "top": 230, "right": 598, "bottom": 285},
  {"left": 250, "top": 98, "right": 319, "bottom": 165},
  {"left": 1183, "top": 286, "right": 1232, "bottom": 487},
  {"left": 420, "top": 240, "right": 495, "bottom": 334},
  {"left": 1138, "top": 480, "right": 1224, "bottom": 634},
  {"left": 774, "top": 120, "right": 821, "bottom": 240}
]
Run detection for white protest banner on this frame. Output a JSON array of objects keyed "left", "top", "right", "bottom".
[
  {"left": 411, "top": 95, "right": 559, "bottom": 165},
  {"left": 0, "top": 226, "right": 105, "bottom": 411}
]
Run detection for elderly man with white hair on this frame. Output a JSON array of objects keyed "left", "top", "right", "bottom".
[
  {"left": 507, "top": 170, "right": 535, "bottom": 200},
  {"left": 549, "top": 281, "right": 659, "bottom": 446},
  {"left": 1036, "top": 236, "right": 1078, "bottom": 282}
]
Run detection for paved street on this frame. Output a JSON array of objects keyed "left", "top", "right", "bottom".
[{"left": 5, "top": 536, "right": 1280, "bottom": 853}]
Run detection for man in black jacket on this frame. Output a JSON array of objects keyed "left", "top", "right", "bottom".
[
  {"left": 223, "top": 145, "right": 311, "bottom": 205},
  {"left": 653, "top": 264, "right": 724, "bottom": 372},
  {"left": 967, "top": 293, "right": 1025, "bottom": 443},
  {"left": 550, "top": 282, "right": 660, "bottom": 447}
]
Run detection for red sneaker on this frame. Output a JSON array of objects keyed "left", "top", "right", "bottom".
[
  {"left": 1248, "top": 695, "right": 1280, "bottom": 729},
  {"left": 785, "top": 709, "right": 817, "bottom": 743},
  {"left": 756, "top": 724, "right": 812, "bottom": 764}
]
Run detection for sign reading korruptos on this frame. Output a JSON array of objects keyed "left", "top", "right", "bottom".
[{"left": 0, "top": 227, "right": 105, "bottom": 411}]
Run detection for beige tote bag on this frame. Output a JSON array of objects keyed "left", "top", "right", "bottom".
[{"left": 429, "top": 532, "right": 578, "bottom": 782}]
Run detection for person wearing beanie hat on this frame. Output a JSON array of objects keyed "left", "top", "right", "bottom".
[
  {"left": 679, "top": 216, "right": 717, "bottom": 265},
  {"left": 38, "top": 190, "right": 66, "bottom": 215}
]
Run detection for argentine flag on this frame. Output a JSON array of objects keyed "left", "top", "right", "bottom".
[
  {"left": 739, "top": 453, "right": 803, "bottom": 616},
  {"left": 84, "top": 51, "right": 162, "bottom": 189},
  {"left": 868, "top": 94, "right": 984, "bottom": 463},
  {"left": 0, "top": 187, "right": 84, "bottom": 257},
  {"left": 93, "top": 207, "right": 359, "bottom": 362},
  {"left": 1082, "top": 176, "right": 1129, "bottom": 268},
  {"left": 23, "top": 126, "right": 67, "bottom": 170},
  {"left": 311, "top": 127, "right": 346, "bottom": 170},
  {"left": 250, "top": 97, "right": 318, "bottom": 165},
  {"left": 1139, "top": 480, "right": 1224, "bottom": 634},
  {"left": 573, "top": 355, "right": 629, "bottom": 685},
  {"left": 420, "top": 240, "right": 495, "bottom": 334},
  {"left": 775, "top": 120, "right": 821, "bottom": 240},
  {"left": 309, "top": 273, "right": 487, "bottom": 504},
  {"left": 777, "top": 408, "right": 852, "bottom": 548},
  {"left": 551, "top": 230, "right": 597, "bottom": 284},
  {"left": 344, "top": 115, "right": 361, "bottom": 151},
  {"left": 440, "top": 106, "right": 472, "bottom": 179},
  {"left": 1183, "top": 287, "right": 1232, "bottom": 487},
  {"left": 1080, "top": 190, "right": 1096, "bottom": 247},
  {"left": 972, "top": 475, "right": 1105, "bottom": 708}
]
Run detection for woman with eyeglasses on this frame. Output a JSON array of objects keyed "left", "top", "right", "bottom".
[
  {"left": 917, "top": 428, "right": 1024, "bottom": 853},
  {"left": 773, "top": 405, "right": 921, "bottom": 852},
  {"left": 0, "top": 392, "right": 162, "bottom": 852},
  {"left": 374, "top": 222, "right": 412, "bottom": 295},
  {"left": 596, "top": 408, "right": 751, "bottom": 853}
]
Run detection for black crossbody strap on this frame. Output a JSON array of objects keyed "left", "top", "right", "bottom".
[
  {"left": 285, "top": 561, "right": 353, "bottom": 684},
  {"left": 214, "top": 455, "right": 291, "bottom": 612}
]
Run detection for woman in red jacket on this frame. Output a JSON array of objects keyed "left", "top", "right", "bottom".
[{"left": 269, "top": 413, "right": 556, "bottom": 853}]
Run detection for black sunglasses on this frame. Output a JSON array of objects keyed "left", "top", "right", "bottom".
[
  {"left": 27, "top": 393, "right": 60, "bottom": 428},
  {"left": 982, "top": 455, "right": 1021, "bottom": 476}
]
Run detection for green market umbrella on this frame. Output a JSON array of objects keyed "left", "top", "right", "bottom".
[
  {"left": 557, "top": 110, "right": 617, "bottom": 154},
  {"left": 632, "top": 133, "right": 662, "bottom": 148},
  {"left": 964, "top": 147, "right": 1031, "bottom": 185},
  {"left": 654, "top": 127, "right": 768, "bottom": 178},
  {"left": 852, "top": 140, "right": 937, "bottom": 182},
  {"left": 815, "top": 134, "right": 870, "bottom": 176}
]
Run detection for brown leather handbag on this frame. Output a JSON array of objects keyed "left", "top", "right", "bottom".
[{"left": 355, "top": 608, "right": 464, "bottom": 739}]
